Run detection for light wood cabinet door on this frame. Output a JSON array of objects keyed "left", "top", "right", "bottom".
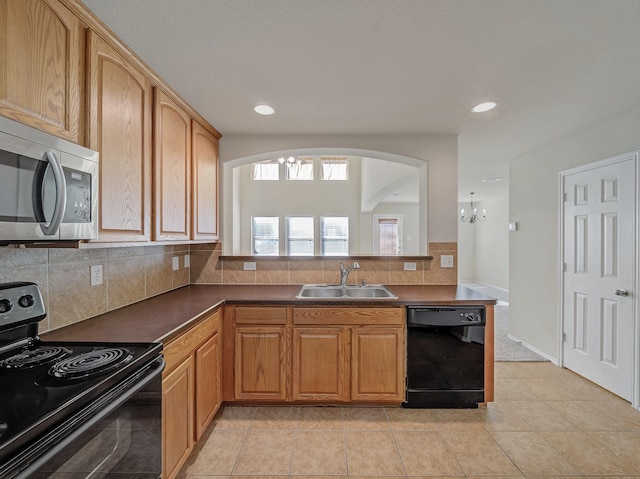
[
  {"left": 235, "top": 326, "right": 287, "bottom": 400},
  {"left": 351, "top": 327, "right": 405, "bottom": 402},
  {"left": 191, "top": 120, "right": 219, "bottom": 240},
  {"left": 292, "top": 327, "right": 348, "bottom": 401},
  {"left": 87, "top": 30, "right": 152, "bottom": 242},
  {"left": 162, "top": 355, "right": 194, "bottom": 479},
  {"left": 0, "top": 0, "right": 84, "bottom": 143},
  {"left": 195, "top": 330, "right": 221, "bottom": 440},
  {"left": 154, "top": 89, "right": 191, "bottom": 241}
]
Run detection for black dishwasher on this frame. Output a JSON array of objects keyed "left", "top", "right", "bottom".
[{"left": 404, "top": 306, "right": 485, "bottom": 408}]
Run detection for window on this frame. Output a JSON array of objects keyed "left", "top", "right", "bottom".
[
  {"left": 320, "top": 217, "right": 349, "bottom": 255},
  {"left": 286, "top": 216, "right": 314, "bottom": 255},
  {"left": 286, "top": 157, "right": 313, "bottom": 180},
  {"left": 252, "top": 160, "right": 279, "bottom": 180},
  {"left": 321, "top": 157, "right": 348, "bottom": 180},
  {"left": 252, "top": 217, "right": 279, "bottom": 255}
]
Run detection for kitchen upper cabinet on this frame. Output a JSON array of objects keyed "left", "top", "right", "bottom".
[
  {"left": 154, "top": 89, "right": 191, "bottom": 241},
  {"left": 292, "top": 327, "right": 348, "bottom": 401},
  {"left": 191, "top": 120, "right": 219, "bottom": 240},
  {"left": 351, "top": 327, "right": 404, "bottom": 401},
  {"left": 87, "top": 30, "right": 152, "bottom": 242},
  {"left": 0, "top": 0, "right": 84, "bottom": 143}
]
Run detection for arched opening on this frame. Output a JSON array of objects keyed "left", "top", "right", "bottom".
[{"left": 221, "top": 148, "right": 428, "bottom": 256}]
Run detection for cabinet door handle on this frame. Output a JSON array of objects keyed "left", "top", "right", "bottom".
[{"left": 615, "top": 289, "right": 629, "bottom": 297}]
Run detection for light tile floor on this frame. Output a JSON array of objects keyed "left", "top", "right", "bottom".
[{"left": 179, "top": 362, "right": 640, "bottom": 478}]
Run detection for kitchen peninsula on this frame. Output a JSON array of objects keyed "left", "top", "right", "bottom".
[{"left": 43, "top": 283, "right": 495, "bottom": 479}]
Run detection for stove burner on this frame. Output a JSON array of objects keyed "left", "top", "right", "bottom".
[
  {"left": 49, "top": 347, "right": 134, "bottom": 380},
  {"left": 0, "top": 346, "right": 72, "bottom": 369}
]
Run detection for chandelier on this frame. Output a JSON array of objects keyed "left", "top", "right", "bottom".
[{"left": 460, "top": 192, "right": 487, "bottom": 223}]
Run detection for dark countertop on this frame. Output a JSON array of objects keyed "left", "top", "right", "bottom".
[{"left": 41, "top": 284, "right": 496, "bottom": 344}]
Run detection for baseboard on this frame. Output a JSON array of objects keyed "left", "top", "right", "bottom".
[{"left": 506, "top": 333, "right": 559, "bottom": 364}]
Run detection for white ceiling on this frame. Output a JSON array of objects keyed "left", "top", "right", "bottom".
[{"left": 81, "top": 0, "right": 640, "bottom": 201}]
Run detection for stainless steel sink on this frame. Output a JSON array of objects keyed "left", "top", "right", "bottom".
[{"left": 296, "top": 284, "right": 398, "bottom": 300}]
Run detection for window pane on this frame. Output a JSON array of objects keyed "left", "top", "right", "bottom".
[
  {"left": 252, "top": 160, "right": 279, "bottom": 180},
  {"left": 252, "top": 217, "right": 279, "bottom": 255},
  {"left": 320, "top": 217, "right": 349, "bottom": 255},
  {"left": 286, "top": 216, "right": 314, "bottom": 255},
  {"left": 321, "top": 157, "right": 348, "bottom": 180},
  {"left": 286, "top": 157, "right": 313, "bottom": 180}
]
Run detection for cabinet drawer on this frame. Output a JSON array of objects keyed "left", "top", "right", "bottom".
[
  {"left": 293, "top": 307, "right": 403, "bottom": 326},
  {"left": 164, "top": 309, "right": 221, "bottom": 374},
  {"left": 235, "top": 306, "right": 287, "bottom": 325}
]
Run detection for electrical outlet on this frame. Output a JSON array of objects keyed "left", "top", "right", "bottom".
[
  {"left": 90, "top": 265, "right": 103, "bottom": 286},
  {"left": 184, "top": 254, "right": 190, "bottom": 268},
  {"left": 172, "top": 256, "right": 179, "bottom": 271},
  {"left": 440, "top": 255, "right": 454, "bottom": 268},
  {"left": 403, "top": 262, "right": 417, "bottom": 271},
  {"left": 244, "top": 261, "right": 256, "bottom": 271}
]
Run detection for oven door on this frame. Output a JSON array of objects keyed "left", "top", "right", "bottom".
[{"left": 2, "top": 357, "right": 164, "bottom": 479}]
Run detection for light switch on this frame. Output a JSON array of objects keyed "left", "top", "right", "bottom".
[
  {"left": 172, "top": 256, "right": 179, "bottom": 271},
  {"left": 509, "top": 222, "right": 518, "bottom": 232},
  {"left": 244, "top": 261, "right": 256, "bottom": 271},
  {"left": 184, "top": 254, "right": 190, "bottom": 268},
  {"left": 404, "top": 262, "right": 417, "bottom": 271}
]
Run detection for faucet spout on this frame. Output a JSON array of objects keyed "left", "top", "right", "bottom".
[{"left": 338, "top": 260, "right": 360, "bottom": 287}]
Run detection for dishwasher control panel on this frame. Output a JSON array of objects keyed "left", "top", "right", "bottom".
[{"left": 406, "top": 306, "right": 485, "bottom": 327}]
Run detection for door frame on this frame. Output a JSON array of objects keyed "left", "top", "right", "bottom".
[{"left": 558, "top": 151, "right": 640, "bottom": 409}]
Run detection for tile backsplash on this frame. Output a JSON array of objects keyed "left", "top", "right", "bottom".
[
  {"left": 1, "top": 242, "right": 456, "bottom": 333},
  {"left": 190, "top": 242, "right": 457, "bottom": 287},
  {"left": 0, "top": 245, "right": 191, "bottom": 333}
]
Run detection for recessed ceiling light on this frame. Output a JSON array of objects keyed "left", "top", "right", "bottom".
[
  {"left": 254, "top": 104, "right": 274, "bottom": 115},
  {"left": 472, "top": 102, "right": 497, "bottom": 113}
]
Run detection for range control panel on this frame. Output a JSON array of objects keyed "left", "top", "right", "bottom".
[{"left": 0, "top": 282, "right": 46, "bottom": 330}]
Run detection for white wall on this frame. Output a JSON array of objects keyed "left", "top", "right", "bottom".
[
  {"left": 509, "top": 106, "right": 640, "bottom": 360},
  {"left": 220, "top": 134, "right": 458, "bottom": 254},
  {"left": 456, "top": 195, "right": 509, "bottom": 289}
]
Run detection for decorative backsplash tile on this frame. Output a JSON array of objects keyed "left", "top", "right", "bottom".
[
  {"left": 190, "top": 242, "right": 458, "bottom": 287},
  {"left": 0, "top": 245, "right": 191, "bottom": 333},
  {"left": 0, "top": 241, "right": 456, "bottom": 333}
]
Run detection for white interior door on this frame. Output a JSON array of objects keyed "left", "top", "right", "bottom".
[{"left": 562, "top": 154, "right": 637, "bottom": 401}]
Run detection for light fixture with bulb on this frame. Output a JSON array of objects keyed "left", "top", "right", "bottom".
[
  {"left": 471, "top": 102, "right": 497, "bottom": 113},
  {"left": 460, "top": 192, "right": 487, "bottom": 223},
  {"left": 254, "top": 104, "right": 275, "bottom": 115}
]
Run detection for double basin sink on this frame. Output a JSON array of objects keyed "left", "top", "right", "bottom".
[{"left": 296, "top": 284, "right": 398, "bottom": 300}]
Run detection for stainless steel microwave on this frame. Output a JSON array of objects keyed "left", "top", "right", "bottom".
[{"left": 0, "top": 117, "right": 99, "bottom": 245}]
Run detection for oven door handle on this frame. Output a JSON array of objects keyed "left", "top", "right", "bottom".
[{"left": 8, "top": 357, "right": 165, "bottom": 479}]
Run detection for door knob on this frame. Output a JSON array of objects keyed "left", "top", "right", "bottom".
[{"left": 615, "top": 289, "right": 629, "bottom": 297}]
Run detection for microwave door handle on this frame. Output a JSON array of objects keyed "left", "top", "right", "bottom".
[{"left": 38, "top": 151, "right": 67, "bottom": 236}]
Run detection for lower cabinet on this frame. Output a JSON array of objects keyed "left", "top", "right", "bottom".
[
  {"left": 234, "top": 307, "right": 288, "bottom": 401},
  {"left": 292, "top": 327, "right": 348, "bottom": 401},
  {"left": 162, "top": 356, "right": 194, "bottom": 479},
  {"left": 162, "top": 308, "right": 222, "bottom": 479},
  {"left": 228, "top": 305, "right": 405, "bottom": 404},
  {"left": 351, "top": 327, "right": 405, "bottom": 401}
]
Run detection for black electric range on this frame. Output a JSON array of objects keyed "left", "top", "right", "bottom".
[{"left": 0, "top": 282, "right": 164, "bottom": 479}]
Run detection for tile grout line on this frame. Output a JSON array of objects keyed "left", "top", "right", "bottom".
[{"left": 384, "top": 407, "right": 408, "bottom": 478}]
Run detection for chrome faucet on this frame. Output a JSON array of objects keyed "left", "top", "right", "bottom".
[{"left": 338, "top": 260, "right": 360, "bottom": 287}]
